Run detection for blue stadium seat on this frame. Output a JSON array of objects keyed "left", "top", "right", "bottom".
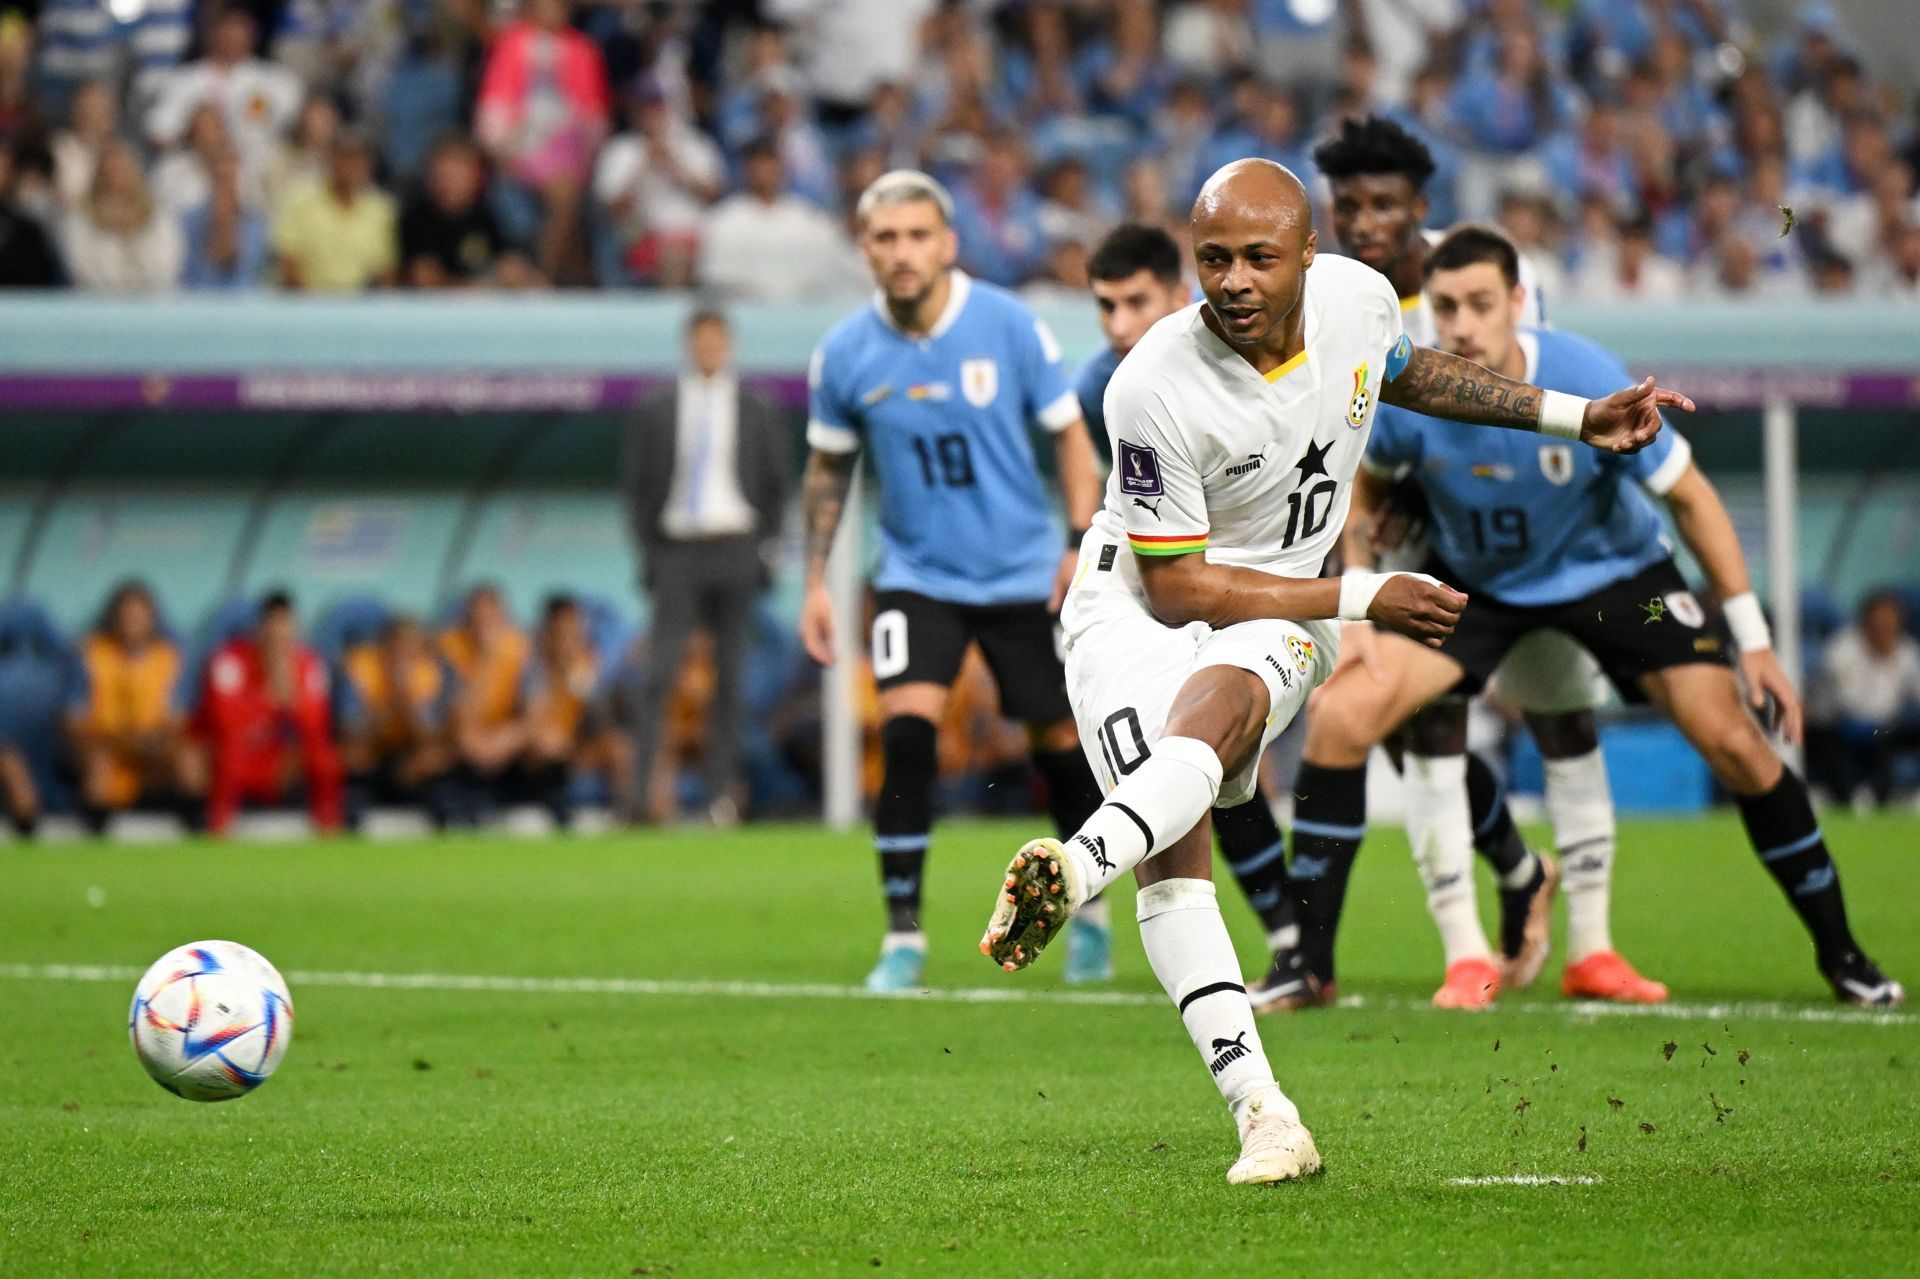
[
  {"left": 0, "top": 599, "right": 84, "bottom": 813},
  {"left": 311, "top": 595, "right": 394, "bottom": 664}
]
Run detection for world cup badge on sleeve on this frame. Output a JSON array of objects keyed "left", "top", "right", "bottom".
[{"left": 1117, "top": 440, "right": 1164, "bottom": 496}]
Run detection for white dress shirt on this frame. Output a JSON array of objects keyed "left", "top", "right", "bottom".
[{"left": 662, "top": 373, "right": 756, "bottom": 539}]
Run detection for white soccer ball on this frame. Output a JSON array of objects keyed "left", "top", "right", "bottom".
[{"left": 129, "top": 940, "right": 294, "bottom": 1101}]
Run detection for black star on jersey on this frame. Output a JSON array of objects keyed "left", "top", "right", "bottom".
[{"left": 1292, "top": 438, "right": 1334, "bottom": 484}]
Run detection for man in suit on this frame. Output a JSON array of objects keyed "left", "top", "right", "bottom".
[{"left": 622, "top": 308, "right": 793, "bottom": 823}]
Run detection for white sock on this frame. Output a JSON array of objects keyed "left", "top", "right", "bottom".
[
  {"left": 881, "top": 930, "right": 926, "bottom": 953},
  {"left": 1266, "top": 923, "right": 1300, "bottom": 953},
  {"left": 1545, "top": 749, "right": 1616, "bottom": 962},
  {"left": 1136, "top": 878, "right": 1296, "bottom": 1127},
  {"left": 1404, "top": 753, "right": 1493, "bottom": 967},
  {"left": 1076, "top": 894, "right": 1112, "bottom": 931},
  {"left": 1059, "top": 736, "right": 1223, "bottom": 903}
]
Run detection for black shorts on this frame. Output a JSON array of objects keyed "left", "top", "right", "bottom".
[
  {"left": 870, "top": 589, "right": 1071, "bottom": 724},
  {"left": 1428, "top": 555, "right": 1732, "bottom": 703}
]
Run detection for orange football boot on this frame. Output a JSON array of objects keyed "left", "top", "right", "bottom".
[
  {"left": 1561, "top": 951, "right": 1669, "bottom": 1003},
  {"left": 1432, "top": 957, "right": 1501, "bottom": 1010}
]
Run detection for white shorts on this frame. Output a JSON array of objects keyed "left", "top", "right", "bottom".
[
  {"left": 1488, "top": 628, "right": 1609, "bottom": 714},
  {"left": 1062, "top": 577, "right": 1336, "bottom": 808}
]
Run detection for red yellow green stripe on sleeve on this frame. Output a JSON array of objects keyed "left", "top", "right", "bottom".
[{"left": 1128, "top": 531, "right": 1208, "bottom": 557}]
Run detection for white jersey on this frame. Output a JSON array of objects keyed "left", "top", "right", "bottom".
[{"left": 1087, "top": 252, "right": 1405, "bottom": 606}]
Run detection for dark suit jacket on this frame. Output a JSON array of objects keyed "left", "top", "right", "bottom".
[{"left": 620, "top": 378, "right": 795, "bottom": 587}]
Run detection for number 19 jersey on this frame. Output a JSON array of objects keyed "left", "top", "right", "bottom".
[{"left": 808, "top": 271, "right": 1083, "bottom": 606}]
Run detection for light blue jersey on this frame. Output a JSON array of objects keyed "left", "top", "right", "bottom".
[
  {"left": 1364, "top": 327, "right": 1693, "bottom": 607},
  {"left": 1072, "top": 344, "right": 1122, "bottom": 463},
  {"left": 808, "top": 272, "right": 1082, "bottom": 605}
]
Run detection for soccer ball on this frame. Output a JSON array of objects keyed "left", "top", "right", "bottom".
[{"left": 129, "top": 940, "right": 294, "bottom": 1101}]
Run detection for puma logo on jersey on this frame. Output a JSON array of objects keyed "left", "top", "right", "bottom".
[
  {"left": 1226, "top": 453, "right": 1264, "bottom": 478},
  {"left": 1132, "top": 497, "right": 1162, "bottom": 519}
]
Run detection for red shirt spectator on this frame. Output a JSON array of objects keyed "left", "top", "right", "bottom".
[
  {"left": 195, "top": 593, "right": 342, "bottom": 834},
  {"left": 474, "top": 0, "right": 611, "bottom": 190}
]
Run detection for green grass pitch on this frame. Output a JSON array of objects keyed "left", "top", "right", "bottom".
[{"left": 4, "top": 812, "right": 1917, "bottom": 1276}]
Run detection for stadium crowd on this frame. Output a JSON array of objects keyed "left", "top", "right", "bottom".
[{"left": 0, "top": 0, "right": 1913, "bottom": 300}]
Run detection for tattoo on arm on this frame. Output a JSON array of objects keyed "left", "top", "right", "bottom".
[
  {"left": 801, "top": 448, "right": 858, "bottom": 578},
  {"left": 1380, "top": 346, "right": 1543, "bottom": 430}
]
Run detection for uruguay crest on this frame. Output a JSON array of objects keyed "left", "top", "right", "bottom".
[
  {"left": 1346, "top": 362, "right": 1372, "bottom": 428},
  {"left": 1539, "top": 443, "right": 1574, "bottom": 485},
  {"left": 960, "top": 358, "right": 998, "bottom": 408}
]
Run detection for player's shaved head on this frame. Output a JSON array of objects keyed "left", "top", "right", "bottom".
[
  {"left": 1192, "top": 159, "right": 1313, "bottom": 244},
  {"left": 1191, "top": 159, "right": 1317, "bottom": 354}
]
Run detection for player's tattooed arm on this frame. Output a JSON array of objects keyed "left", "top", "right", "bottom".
[
  {"left": 801, "top": 447, "right": 858, "bottom": 581},
  {"left": 1379, "top": 346, "right": 1541, "bottom": 430}
]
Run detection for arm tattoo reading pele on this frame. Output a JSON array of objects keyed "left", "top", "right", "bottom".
[
  {"left": 1381, "top": 346, "right": 1543, "bottom": 431},
  {"left": 801, "top": 449, "right": 858, "bottom": 573}
]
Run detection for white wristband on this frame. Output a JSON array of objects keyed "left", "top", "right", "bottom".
[
  {"left": 1538, "top": 390, "right": 1589, "bottom": 441},
  {"left": 1339, "top": 569, "right": 1392, "bottom": 621},
  {"left": 1722, "top": 592, "right": 1772, "bottom": 652}
]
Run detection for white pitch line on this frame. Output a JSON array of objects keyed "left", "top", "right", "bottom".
[
  {"left": 1, "top": 963, "right": 1911, "bottom": 1027},
  {"left": 1448, "top": 1175, "right": 1602, "bottom": 1187}
]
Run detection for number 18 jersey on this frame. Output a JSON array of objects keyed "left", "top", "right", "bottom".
[{"left": 808, "top": 271, "right": 1082, "bottom": 606}]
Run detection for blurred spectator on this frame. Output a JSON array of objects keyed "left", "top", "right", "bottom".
[
  {"left": 439, "top": 583, "right": 532, "bottom": 797},
  {"left": 0, "top": 140, "right": 63, "bottom": 287},
  {"left": 592, "top": 78, "right": 722, "bottom": 289},
  {"left": 743, "top": 65, "right": 834, "bottom": 209},
  {"left": 1573, "top": 210, "right": 1686, "bottom": 301},
  {"left": 1810, "top": 591, "right": 1920, "bottom": 809},
  {"left": 339, "top": 614, "right": 458, "bottom": 829},
  {"left": 696, "top": 136, "right": 852, "bottom": 301},
  {"left": 1020, "top": 236, "right": 1091, "bottom": 305},
  {"left": 1691, "top": 228, "right": 1804, "bottom": 300},
  {"left": 1807, "top": 111, "right": 1894, "bottom": 200},
  {"left": 1656, "top": 171, "right": 1739, "bottom": 264},
  {"left": 843, "top": 82, "right": 922, "bottom": 172},
  {"left": 1808, "top": 247, "right": 1855, "bottom": 295},
  {"left": 374, "top": 15, "right": 466, "bottom": 183},
  {"left": 60, "top": 140, "right": 181, "bottom": 292},
  {"left": 622, "top": 310, "right": 790, "bottom": 825},
  {"left": 1163, "top": 0, "right": 1256, "bottom": 83},
  {"left": 475, "top": 0, "right": 611, "bottom": 285},
  {"left": 1875, "top": 221, "right": 1920, "bottom": 300},
  {"left": 1496, "top": 189, "right": 1568, "bottom": 301},
  {"left": 1352, "top": 0, "right": 1465, "bottom": 109},
  {"left": 1035, "top": 155, "right": 1115, "bottom": 254},
  {"left": 145, "top": 9, "right": 302, "bottom": 175},
  {"left": 1201, "top": 79, "right": 1317, "bottom": 201},
  {"left": 49, "top": 78, "right": 114, "bottom": 211},
  {"left": 0, "top": 10, "right": 42, "bottom": 147},
  {"left": 762, "top": 0, "right": 936, "bottom": 127},
  {"left": 37, "top": 0, "right": 193, "bottom": 115},
  {"left": 197, "top": 591, "right": 344, "bottom": 836},
  {"left": 152, "top": 103, "right": 260, "bottom": 215},
  {"left": 714, "top": 25, "right": 792, "bottom": 154},
  {"left": 1449, "top": 24, "right": 1573, "bottom": 217},
  {"left": 264, "top": 94, "right": 341, "bottom": 211},
  {"left": 1786, "top": 53, "right": 1864, "bottom": 171},
  {"left": 950, "top": 130, "right": 1046, "bottom": 287},
  {"left": 521, "top": 594, "right": 628, "bottom": 826},
  {"left": 1149, "top": 78, "right": 1217, "bottom": 208},
  {"left": 181, "top": 144, "right": 270, "bottom": 290},
  {"left": 400, "top": 134, "right": 540, "bottom": 289},
  {"left": 69, "top": 581, "right": 204, "bottom": 830},
  {"left": 1826, "top": 162, "right": 1917, "bottom": 269},
  {"left": 272, "top": 130, "right": 397, "bottom": 291},
  {"left": 1542, "top": 101, "right": 1637, "bottom": 212}
]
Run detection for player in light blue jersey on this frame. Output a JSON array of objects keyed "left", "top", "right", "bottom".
[
  {"left": 799, "top": 170, "right": 1106, "bottom": 992},
  {"left": 1076, "top": 222, "right": 1320, "bottom": 1007},
  {"left": 1313, "top": 226, "right": 1901, "bottom": 1009}
]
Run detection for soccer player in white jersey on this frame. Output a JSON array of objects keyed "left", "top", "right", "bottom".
[
  {"left": 1282, "top": 114, "right": 1650, "bottom": 1010},
  {"left": 978, "top": 159, "right": 1683, "bottom": 1184}
]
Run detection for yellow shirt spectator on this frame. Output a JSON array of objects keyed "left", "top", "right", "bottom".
[{"left": 272, "top": 175, "right": 397, "bottom": 291}]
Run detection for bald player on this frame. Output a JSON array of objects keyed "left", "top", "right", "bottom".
[{"left": 974, "top": 160, "right": 1683, "bottom": 1185}]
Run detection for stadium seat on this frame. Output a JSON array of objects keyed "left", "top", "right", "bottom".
[
  {"left": 0, "top": 600, "right": 84, "bottom": 813},
  {"left": 310, "top": 595, "right": 394, "bottom": 664}
]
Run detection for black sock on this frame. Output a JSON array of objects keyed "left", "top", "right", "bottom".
[
  {"left": 1214, "top": 787, "right": 1296, "bottom": 941},
  {"left": 1289, "top": 762, "right": 1367, "bottom": 983},
  {"left": 876, "top": 716, "right": 938, "bottom": 934},
  {"left": 1466, "top": 752, "right": 1533, "bottom": 881},
  {"left": 1737, "top": 769, "right": 1860, "bottom": 964},
  {"left": 1032, "top": 746, "right": 1103, "bottom": 838}
]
